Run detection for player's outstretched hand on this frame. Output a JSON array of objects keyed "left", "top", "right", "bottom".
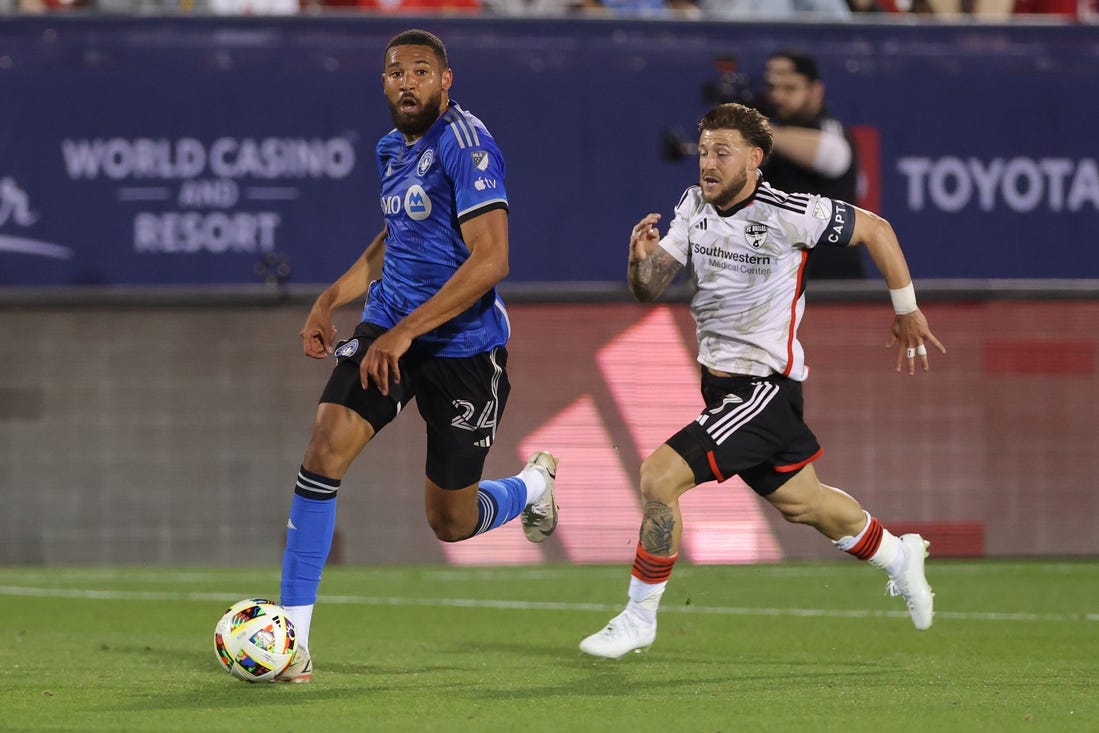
[
  {"left": 300, "top": 307, "right": 336, "bottom": 359},
  {"left": 888, "top": 309, "right": 946, "bottom": 375},
  {"left": 629, "top": 213, "right": 662, "bottom": 263}
]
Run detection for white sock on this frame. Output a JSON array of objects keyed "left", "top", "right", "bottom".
[
  {"left": 872, "top": 533, "right": 906, "bottom": 578},
  {"left": 519, "top": 466, "right": 547, "bottom": 505},
  {"left": 833, "top": 510, "right": 872, "bottom": 552},
  {"left": 625, "top": 576, "right": 666, "bottom": 624},
  {"left": 283, "top": 604, "right": 314, "bottom": 650},
  {"left": 834, "top": 510, "right": 904, "bottom": 577}
]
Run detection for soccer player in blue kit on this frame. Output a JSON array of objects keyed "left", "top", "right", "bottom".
[{"left": 274, "top": 29, "right": 559, "bottom": 683}]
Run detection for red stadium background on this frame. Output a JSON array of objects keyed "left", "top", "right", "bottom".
[
  {"left": 1, "top": 298, "right": 1096, "bottom": 566},
  {"left": 414, "top": 300, "right": 1099, "bottom": 565}
]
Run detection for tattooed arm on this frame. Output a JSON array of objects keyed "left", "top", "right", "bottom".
[{"left": 627, "top": 213, "right": 684, "bottom": 303}]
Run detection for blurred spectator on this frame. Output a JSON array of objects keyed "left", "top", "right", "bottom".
[
  {"left": 1012, "top": 0, "right": 1093, "bottom": 16},
  {"left": 698, "top": 0, "right": 851, "bottom": 18},
  {"left": 761, "top": 50, "right": 865, "bottom": 279},
  {"left": 317, "top": 0, "right": 480, "bottom": 10},
  {"left": 910, "top": 0, "right": 1014, "bottom": 16},
  {"left": 6, "top": 0, "right": 91, "bottom": 10},
  {"left": 597, "top": 0, "right": 701, "bottom": 16},
  {"left": 482, "top": 0, "right": 699, "bottom": 13},
  {"left": 600, "top": 0, "right": 667, "bottom": 10},
  {"left": 846, "top": 0, "right": 893, "bottom": 10},
  {"left": 851, "top": 0, "right": 1092, "bottom": 16},
  {"left": 476, "top": 0, "right": 599, "bottom": 14},
  {"left": 664, "top": 0, "right": 700, "bottom": 13},
  {"left": 209, "top": 0, "right": 299, "bottom": 12}
]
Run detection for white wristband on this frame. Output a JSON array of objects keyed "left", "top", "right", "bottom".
[{"left": 889, "top": 283, "right": 918, "bottom": 315}]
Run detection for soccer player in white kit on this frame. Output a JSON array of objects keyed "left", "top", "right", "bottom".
[{"left": 580, "top": 103, "right": 946, "bottom": 659}]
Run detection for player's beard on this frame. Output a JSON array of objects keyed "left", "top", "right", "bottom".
[
  {"left": 389, "top": 92, "right": 445, "bottom": 138},
  {"left": 701, "top": 169, "right": 749, "bottom": 212}
]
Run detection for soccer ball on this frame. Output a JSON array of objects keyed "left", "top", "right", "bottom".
[{"left": 214, "top": 598, "right": 296, "bottom": 683}]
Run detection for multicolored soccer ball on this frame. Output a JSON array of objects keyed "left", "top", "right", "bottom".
[{"left": 214, "top": 598, "right": 296, "bottom": 682}]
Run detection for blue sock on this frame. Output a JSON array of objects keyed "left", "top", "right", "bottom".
[
  {"left": 472, "top": 476, "right": 527, "bottom": 536},
  {"left": 280, "top": 467, "right": 339, "bottom": 607}
]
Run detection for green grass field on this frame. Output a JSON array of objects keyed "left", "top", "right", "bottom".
[{"left": 2, "top": 561, "right": 1097, "bottom": 732}]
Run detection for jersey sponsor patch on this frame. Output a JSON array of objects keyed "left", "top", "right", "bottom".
[
  {"left": 473, "top": 176, "right": 498, "bottom": 192},
  {"left": 471, "top": 150, "right": 490, "bottom": 171},
  {"left": 416, "top": 149, "right": 435, "bottom": 177},
  {"left": 404, "top": 184, "right": 432, "bottom": 221}
]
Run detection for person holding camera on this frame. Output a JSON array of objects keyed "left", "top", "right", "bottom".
[{"left": 763, "top": 51, "right": 865, "bottom": 279}]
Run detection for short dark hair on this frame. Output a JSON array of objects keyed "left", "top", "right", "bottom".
[
  {"left": 699, "top": 103, "right": 773, "bottom": 159},
  {"left": 385, "top": 29, "right": 448, "bottom": 69},
  {"left": 769, "top": 51, "right": 820, "bottom": 82}
]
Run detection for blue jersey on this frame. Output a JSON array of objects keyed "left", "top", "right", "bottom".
[{"left": 363, "top": 101, "right": 511, "bottom": 357}]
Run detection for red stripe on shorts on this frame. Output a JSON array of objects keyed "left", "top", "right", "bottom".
[
  {"left": 706, "top": 450, "right": 726, "bottom": 482},
  {"left": 775, "top": 447, "right": 823, "bottom": 473}
]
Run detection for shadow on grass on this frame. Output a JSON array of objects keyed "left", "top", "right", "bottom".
[
  {"left": 95, "top": 632, "right": 892, "bottom": 712},
  {"left": 419, "top": 638, "right": 888, "bottom": 700},
  {"left": 94, "top": 646, "right": 392, "bottom": 711}
]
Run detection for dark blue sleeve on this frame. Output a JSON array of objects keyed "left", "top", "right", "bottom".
[{"left": 815, "top": 198, "right": 856, "bottom": 248}]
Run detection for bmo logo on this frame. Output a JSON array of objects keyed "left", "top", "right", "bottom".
[
  {"left": 380, "top": 195, "right": 401, "bottom": 216},
  {"left": 404, "top": 185, "right": 431, "bottom": 221},
  {"left": 381, "top": 186, "right": 434, "bottom": 220}
]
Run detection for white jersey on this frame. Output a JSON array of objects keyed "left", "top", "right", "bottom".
[{"left": 658, "top": 179, "right": 855, "bottom": 381}]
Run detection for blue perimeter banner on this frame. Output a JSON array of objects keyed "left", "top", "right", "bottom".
[{"left": 1, "top": 17, "right": 1096, "bottom": 286}]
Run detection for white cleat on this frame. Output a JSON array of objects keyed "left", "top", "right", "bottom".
[
  {"left": 274, "top": 646, "right": 313, "bottom": 683},
  {"left": 520, "top": 451, "right": 559, "bottom": 543},
  {"left": 886, "top": 534, "right": 935, "bottom": 630},
  {"left": 579, "top": 609, "right": 657, "bottom": 659}
]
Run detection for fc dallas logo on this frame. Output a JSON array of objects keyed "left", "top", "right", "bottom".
[{"left": 745, "top": 222, "right": 769, "bottom": 249}]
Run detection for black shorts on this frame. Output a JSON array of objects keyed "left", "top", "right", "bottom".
[
  {"left": 319, "top": 322, "right": 511, "bottom": 490},
  {"left": 665, "top": 369, "right": 822, "bottom": 497}
]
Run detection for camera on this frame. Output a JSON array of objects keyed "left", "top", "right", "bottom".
[
  {"left": 701, "top": 55, "right": 764, "bottom": 109},
  {"left": 661, "top": 55, "right": 771, "bottom": 162}
]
